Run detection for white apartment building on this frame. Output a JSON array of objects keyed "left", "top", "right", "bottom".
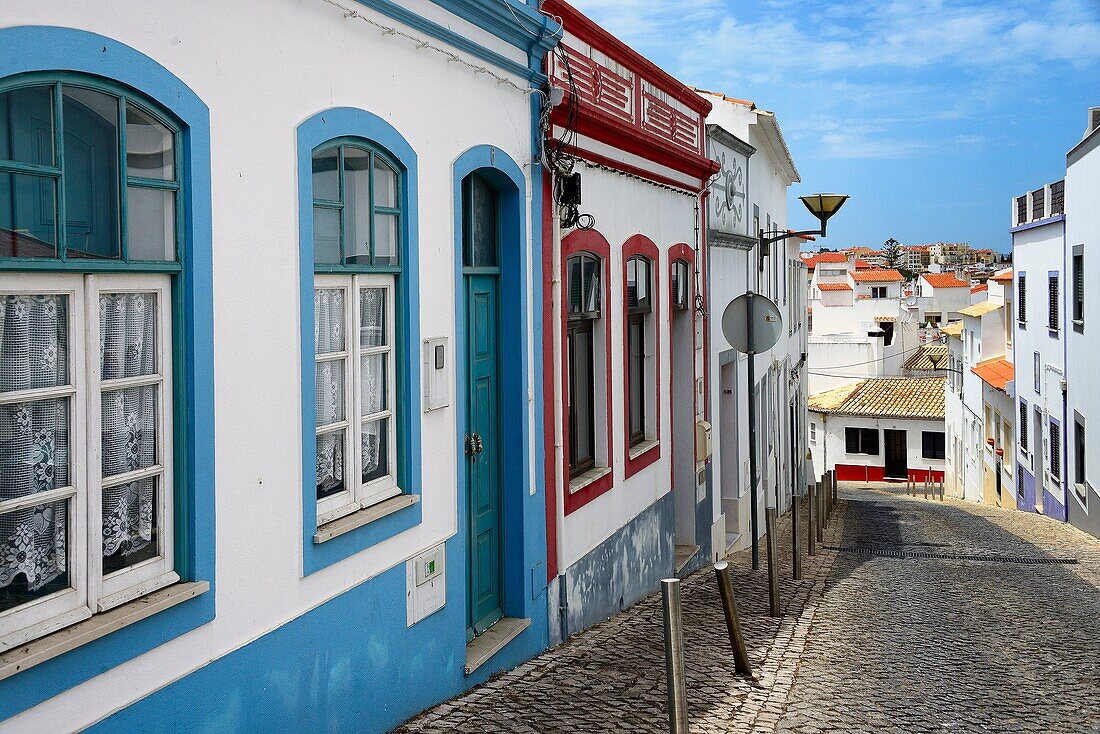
[
  {"left": 1011, "top": 179, "right": 1068, "bottom": 521},
  {"left": 1064, "top": 109, "right": 1099, "bottom": 539},
  {"left": 699, "top": 91, "right": 807, "bottom": 558}
]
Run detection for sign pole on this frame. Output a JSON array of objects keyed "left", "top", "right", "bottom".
[{"left": 746, "top": 291, "right": 760, "bottom": 571}]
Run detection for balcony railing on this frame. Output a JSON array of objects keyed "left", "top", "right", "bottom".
[{"left": 1012, "top": 180, "right": 1064, "bottom": 226}]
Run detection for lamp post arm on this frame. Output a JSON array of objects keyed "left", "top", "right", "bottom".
[{"left": 760, "top": 228, "right": 825, "bottom": 247}]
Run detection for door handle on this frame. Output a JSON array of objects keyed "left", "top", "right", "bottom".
[{"left": 465, "top": 433, "right": 485, "bottom": 457}]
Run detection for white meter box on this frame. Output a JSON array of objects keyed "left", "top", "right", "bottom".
[{"left": 406, "top": 543, "right": 446, "bottom": 626}]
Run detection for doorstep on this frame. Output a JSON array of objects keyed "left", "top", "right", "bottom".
[{"left": 464, "top": 617, "right": 530, "bottom": 676}]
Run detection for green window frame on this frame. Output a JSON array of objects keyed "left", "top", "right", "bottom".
[
  {"left": 0, "top": 71, "right": 189, "bottom": 650},
  {"left": 0, "top": 72, "right": 182, "bottom": 273},
  {"left": 311, "top": 139, "right": 402, "bottom": 273},
  {"left": 310, "top": 138, "right": 408, "bottom": 528}
]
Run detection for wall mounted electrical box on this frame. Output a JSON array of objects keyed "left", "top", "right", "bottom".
[
  {"left": 695, "top": 420, "right": 712, "bottom": 462},
  {"left": 406, "top": 543, "right": 446, "bottom": 627},
  {"left": 422, "top": 337, "right": 449, "bottom": 412}
]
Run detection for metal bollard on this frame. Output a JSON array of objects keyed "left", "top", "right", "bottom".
[
  {"left": 791, "top": 493, "right": 802, "bottom": 580},
  {"left": 765, "top": 508, "right": 780, "bottom": 617},
  {"left": 939, "top": 476, "right": 945, "bottom": 501},
  {"left": 661, "top": 578, "right": 689, "bottom": 734},
  {"left": 714, "top": 562, "right": 753, "bottom": 676},
  {"left": 831, "top": 470, "right": 838, "bottom": 509},
  {"left": 923, "top": 472, "right": 929, "bottom": 500},
  {"left": 807, "top": 483, "right": 817, "bottom": 556},
  {"left": 816, "top": 480, "right": 825, "bottom": 543}
]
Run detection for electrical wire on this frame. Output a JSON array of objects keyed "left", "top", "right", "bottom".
[
  {"left": 810, "top": 340, "right": 942, "bottom": 370},
  {"left": 319, "top": 0, "right": 543, "bottom": 99}
]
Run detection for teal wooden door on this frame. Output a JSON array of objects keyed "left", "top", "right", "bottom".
[{"left": 465, "top": 273, "right": 503, "bottom": 638}]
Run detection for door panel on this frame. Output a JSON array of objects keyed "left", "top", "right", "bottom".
[
  {"left": 884, "top": 429, "right": 907, "bottom": 479},
  {"left": 465, "top": 274, "right": 503, "bottom": 637}
]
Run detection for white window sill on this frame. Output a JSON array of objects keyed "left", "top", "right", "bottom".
[
  {"left": 568, "top": 465, "right": 611, "bottom": 495},
  {"left": 314, "top": 494, "right": 419, "bottom": 544},
  {"left": 0, "top": 581, "right": 209, "bottom": 683},
  {"left": 628, "top": 439, "right": 659, "bottom": 461}
]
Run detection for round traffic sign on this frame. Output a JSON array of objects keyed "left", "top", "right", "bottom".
[{"left": 721, "top": 293, "right": 784, "bottom": 354}]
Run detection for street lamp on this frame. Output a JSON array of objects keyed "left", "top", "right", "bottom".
[
  {"left": 798, "top": 194, "right": 850, "bottom": 238},
  {"left": 743, "top": 192, "right": 848, "bottom": 580}
]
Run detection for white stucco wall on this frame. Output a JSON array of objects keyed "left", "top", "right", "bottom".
[
  {"left": 1012, "top": 216, "right": 1067, "bottom": 512},
  {"left": 809, "top": 412, "right": 946, "bottom": 480},
  {"left": 1065, "top": 132, "right": 1099, "bottom": 525},
  {"left": 0, "top": 1, "right": 537, "bottom": 729}
]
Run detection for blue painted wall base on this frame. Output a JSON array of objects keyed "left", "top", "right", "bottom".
[
  {"left": 551, "top": 493, "right": 675, "bottom": 643},
  {"left": 92, "top": 538, "right": 548, "bottom": 733}
]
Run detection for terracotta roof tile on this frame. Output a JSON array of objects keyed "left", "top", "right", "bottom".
[
  {"left": 958, "top": 300, "right": 1003, "bottom": 317},
  {"left": 972, "top": 358, "right": 1014, "bottom": 392},
  {"left": 903, "top": 345, "right": 948, "bottom": 371},
  {"left": 990, "top": 269, "right": 1013, "bottom": 283},
  {"left": 818, "top": 282, "right": 852, "bottom": 291},
  {"left": 808, "top": 377, "right": 945, "bottom": 420},
  {"left": 971, "top": 284, "right": 988, "bottom": 294},
  {"left": 921, "top": 273, "right": 969, "bottom": 288},
  {"left": 852, "top": 269, "right": 904, "bottom": 282}
]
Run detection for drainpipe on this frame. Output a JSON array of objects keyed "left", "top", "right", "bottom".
[{"left": 550, "top": 171, "right": 567, "bottom": 579}]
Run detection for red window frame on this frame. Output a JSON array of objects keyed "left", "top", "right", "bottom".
[{"left": 622, "top": 234, "right": 661, "bottom": 478}]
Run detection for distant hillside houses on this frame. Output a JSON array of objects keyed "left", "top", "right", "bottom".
[{"left": 801, "top": 242, "right": 1008, "bottom": 282}]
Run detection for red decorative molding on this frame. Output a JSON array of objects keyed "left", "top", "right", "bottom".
[
  {"left": 545, "top": 0, "right": 718, "bottom": 183},
  {"left": 562, "top": 229, "right": 616, "bottom": 515},
  {"left": 623, "top": 234, "right": 662, "bottom": 480}
]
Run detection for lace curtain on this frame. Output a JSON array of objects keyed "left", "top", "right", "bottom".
[
  {"left": 360, "top": 287, "right": 385, "bottom": 481},
  {"left": 315, "top": 289, "right": 345, "bottom": 497},
  {"left": 0, "top": 295, "right": 70, "bottom": 593},
  {"left": 100, "top": 293, "right": 157, "bottom": 559}
]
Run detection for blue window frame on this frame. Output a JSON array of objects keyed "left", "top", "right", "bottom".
[
  {"left": 0, "top": 26, "right": 214, "bottom": 719},
  {"left": 297, "top": 109, "right": 421, "bottom": 575}
]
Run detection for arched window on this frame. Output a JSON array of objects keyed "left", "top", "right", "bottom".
[
  {"left": 1, "top": 74, "right": 183, "bottom": 644},
  {"left": 566, "top": 253, "right": 600, "bottom": 473},
  {"left": 670, "top": 260, "right": 690, "bottom": 310},
  {"left": 311, "top": 140, "right": 402, "bottom": 524}
]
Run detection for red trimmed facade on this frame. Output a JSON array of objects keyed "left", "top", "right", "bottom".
[{"left": 541, "top": 1, "right": 717, "bottom": 627}]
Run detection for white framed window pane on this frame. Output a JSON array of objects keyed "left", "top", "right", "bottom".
[
  {"left": 0, "top": 500, "right": 69, "bottom": 612},
  {"left": 359, "top": 287, "right": 386, "bottom": 348},
  {"left": 100, "top": 386, "right": 157, "bottom": 477},
  {"left": 0, "top": 294, "right": 69, "bottom": 391},
  {"left": 311, "top": 147, "right": 339, "bottom": 202},
  {"left": 315, "top": 359, "right": 345, "bottom": 427},
  {"left": 99, "top": 291, "right": 157, "bottom": 379},
  {"left": 374, "top": 159, "right": 397, "bottom": 209},
  {"left": 360, "top": 353, "right": 386, "bottom": 415},
  {"left": 314, "top": 288, "right": 345, "bottom": 354},
  {"left": 313, "top": 207, "right": 341, "bottom": 265},
  {"left": 0, "top": 85, "right": 54, "bottom": 166},
  {"left": 344, "top": 147, "right": 371, "bottom": 265},
  {"left": 102, "top": 475, "right": 157, "bottom": 574},
  {"left": 124, "top": 104, "right": 174, "bottom": 180},
  {"left": 126, "top": 186, "right": 175, "bottom": 261},
  {"left": 361, "top": 417, "right": 388, "bottom": 484},
  {"left": 316, "top": 430, "right": 346, "bottom": 500},
  {"left": 374, "top": 213, "right": 398, "bottom": 266},
  {"left": 0, "top": 398, "right": 71, "bottom": 499}
]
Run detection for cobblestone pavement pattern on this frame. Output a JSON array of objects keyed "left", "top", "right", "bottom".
[{"left": 397, "top": 486, "right": 1100, "bottom": 734}]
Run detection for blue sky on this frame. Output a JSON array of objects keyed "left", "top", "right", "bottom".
[{"left": 568, "top": 0, "right": 1100, "bottom": 253}]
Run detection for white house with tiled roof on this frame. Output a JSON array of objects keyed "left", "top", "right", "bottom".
[{"left": 808, "top": 377, "right": 947, "bottom": 484}]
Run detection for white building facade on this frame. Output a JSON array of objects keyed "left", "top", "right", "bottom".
[
  {"left": 0, "top": 2, "right": 560, "bottom": 731},
  {"left": 699, "top": 91, "right": 808, "bottom": 561}
]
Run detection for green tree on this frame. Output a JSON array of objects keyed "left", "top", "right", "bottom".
[{"left": 881, "top": 237, "right": 903, "bottom": 267}]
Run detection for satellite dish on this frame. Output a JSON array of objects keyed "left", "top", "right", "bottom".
[{"left": 722, "top": 293, "right": 784, "bottom": 354}]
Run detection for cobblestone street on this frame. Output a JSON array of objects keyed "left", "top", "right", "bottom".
[{"left": 398, "top": 486, "right": 1100, "bottom": 734}]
